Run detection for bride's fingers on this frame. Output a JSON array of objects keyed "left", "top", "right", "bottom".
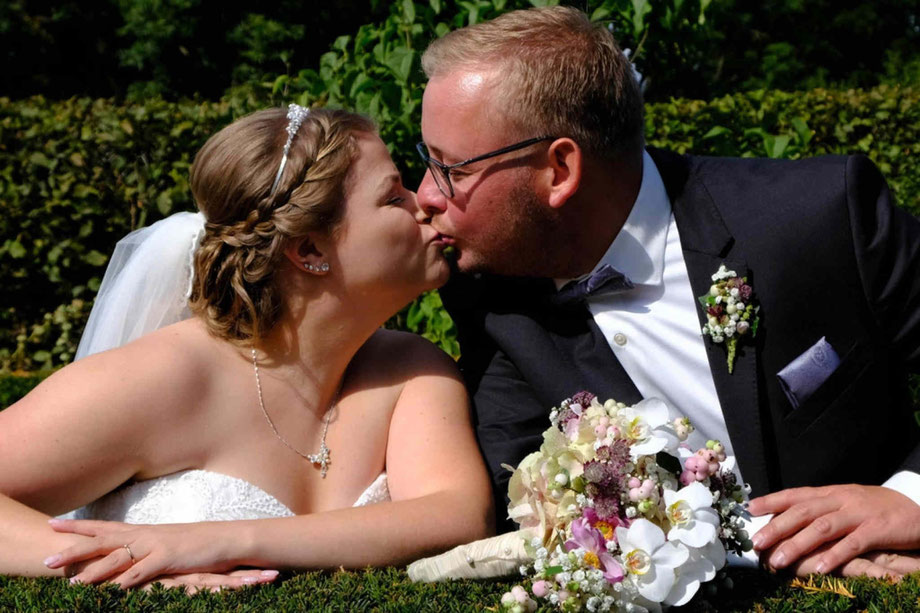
[
  {"left": 67, "top": 547, "right": 136, "bottom": 585},
  {"left": 44, "top": 535, "right": 125, "bottom": 569},
  {"left": 863, "top": 551, "right": 920, "bottom": 576},
  {"left": 140, "top": 569, "right": 280, "bottom": 594},
  {"left": 48, "top": 518, "right": 131, "bottom": 536},
  {"left": 837, "top": 556, "right": 904, "bottom": 581}
]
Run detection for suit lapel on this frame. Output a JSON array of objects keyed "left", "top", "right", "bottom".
[
  {"left": 651, "top": 148, "right": 771, "bottom": 496},
  {"left": 488, "top": 276, "right": 644, "bottom": 406}
]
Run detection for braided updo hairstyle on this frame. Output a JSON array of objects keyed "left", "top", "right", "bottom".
[{"left": 188, "top": 107, "right": 375, "bottom": 344}]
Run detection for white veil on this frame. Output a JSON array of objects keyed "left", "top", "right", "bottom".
[{"left": 75, "top": 211, "right": 206, "bottom": 360}]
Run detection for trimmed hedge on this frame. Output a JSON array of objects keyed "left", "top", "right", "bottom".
[
  {"left": 1, "top": 568, "right": 919, "bottom": 612},
  {"left": 1, "top": 85, "right": 918, "bottom": 370}
]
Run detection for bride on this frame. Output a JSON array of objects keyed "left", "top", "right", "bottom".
[{"left": 0, "top": 105, "right": 493, "bottom": 590}]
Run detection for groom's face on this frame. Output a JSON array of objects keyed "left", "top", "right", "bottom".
[{"left": 417, "top": 70, "right": 555, "bottom": 275}]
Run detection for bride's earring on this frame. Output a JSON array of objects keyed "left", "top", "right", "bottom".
[{"left": 304, "top": 262, "right": 330, "bottom": 274}]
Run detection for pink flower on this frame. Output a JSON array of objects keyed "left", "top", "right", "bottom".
[{"left": 565, "top": 515, "right": 624, "bottom": 584}]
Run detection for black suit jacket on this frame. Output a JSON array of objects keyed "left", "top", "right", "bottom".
[{"left": 441, "top": 149, "right": 920, "bottom": 532}]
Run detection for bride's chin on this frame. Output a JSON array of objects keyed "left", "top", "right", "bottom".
[{"left": 428, "top": 258, "right": 451, "bottom": 288}]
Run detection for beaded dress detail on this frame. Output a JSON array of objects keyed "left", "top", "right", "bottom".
[{"left": 65, "top": 470, "right": 389, "bottom": 523}]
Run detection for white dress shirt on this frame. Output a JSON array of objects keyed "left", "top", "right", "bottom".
[{"left": 558, "top": 151, "right": 920, "bottom": 534}]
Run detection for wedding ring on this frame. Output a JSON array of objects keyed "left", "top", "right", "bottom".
[{"left": 123, "top": 544, "right": 135, "bottom": 564}]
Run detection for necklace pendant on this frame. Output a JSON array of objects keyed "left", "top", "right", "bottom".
[{"left": 308, "top": 445, "right": 331, "bottom": 478}]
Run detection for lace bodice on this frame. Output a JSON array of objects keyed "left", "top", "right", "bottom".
[{"left": 65, "top": 470, "right": 389, "bottom": 523}]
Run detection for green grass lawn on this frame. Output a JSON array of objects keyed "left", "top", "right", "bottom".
[{"left": 1, "top": 568, "right": 918, "bottom": 612}]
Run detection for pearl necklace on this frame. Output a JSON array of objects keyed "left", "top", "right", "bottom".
[{"left": 251, "top": 349, "right": 336, "bottom": 478}]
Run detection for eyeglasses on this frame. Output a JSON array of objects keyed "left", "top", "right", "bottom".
[{"left": 416, "top": 136, "right": 556, "bottom": 198}]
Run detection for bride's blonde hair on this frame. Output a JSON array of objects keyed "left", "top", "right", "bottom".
[{"left": 188, "top": 107, "right": 375, "bottom": 343}]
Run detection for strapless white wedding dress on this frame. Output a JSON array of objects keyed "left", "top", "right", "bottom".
[{"left": 65, "top": 470, "right": 390, "bottom": 523}]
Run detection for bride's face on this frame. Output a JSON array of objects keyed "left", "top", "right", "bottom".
[{"left": 328, "top": 133, "right": 450, "bottom": 303}]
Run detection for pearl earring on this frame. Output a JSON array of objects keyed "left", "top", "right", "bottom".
[{"left": 304, "top": 262, "right": 330, "bottom": 273}]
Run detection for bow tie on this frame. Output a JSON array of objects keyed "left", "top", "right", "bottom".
[{"left": 551, "top": 264, "right": 635, "bottom": 306}]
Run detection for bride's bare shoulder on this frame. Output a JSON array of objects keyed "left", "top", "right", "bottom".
[{"left": 35, "top": 318, "right": 227, "bottom": 417}]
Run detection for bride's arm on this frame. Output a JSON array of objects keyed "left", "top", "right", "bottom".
[
  {"left": 49, "top": 335, "right": 494, "bottom": 585},
  {"left": 0, "top": 335, "right": 206, "bottom": 576}
]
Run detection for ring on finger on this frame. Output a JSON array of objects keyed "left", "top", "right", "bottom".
[{"left": 123, "top": 544, "right": 136, "bottom": 564}]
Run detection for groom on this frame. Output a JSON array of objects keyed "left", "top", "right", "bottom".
[{"left": 415, "top": 6, "right": 920, "bottom": 578}]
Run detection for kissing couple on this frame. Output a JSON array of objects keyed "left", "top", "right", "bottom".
[{"left": 2, "top": 6, "right": 919, "bottom": 592}]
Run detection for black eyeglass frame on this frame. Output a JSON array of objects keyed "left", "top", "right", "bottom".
[{"left": 416, "top": 135, "right": 556, "bottom": 197}]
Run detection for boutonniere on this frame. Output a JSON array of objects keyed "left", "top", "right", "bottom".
[{"left": 698, "top": 264, "right": 760, "bottom": 373}]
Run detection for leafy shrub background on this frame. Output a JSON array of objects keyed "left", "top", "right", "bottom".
[
  {"left": 2, "top": 84, "right": 918, "bottom": 372},
  {"left": 4, "top": 1, "right": 918, "bottom": 102}
]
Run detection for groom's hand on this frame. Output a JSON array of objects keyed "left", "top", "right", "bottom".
[{"left": 748, "top": 484, "right": 920, "bottom": 576}]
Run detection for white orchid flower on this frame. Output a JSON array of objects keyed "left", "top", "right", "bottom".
[
  {"left": 615, "top": 518, "right": 689, "bottom": 604},
  {"left": 663, "top": 481, "right": 720, "bottom": 548},
  {"left": 620, "top": 398, "right": 679, "bottom": 459},
  {"left": 663, "top": 539, "right": 727, "bottom": 606}
]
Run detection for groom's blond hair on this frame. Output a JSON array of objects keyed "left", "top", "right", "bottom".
[{"left": 421, "top": 6, "right": 644, "bottom": 159}]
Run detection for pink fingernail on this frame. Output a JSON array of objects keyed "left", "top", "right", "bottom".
[
  {"left": 242, "top": 576, "right": 259, "bottom": 584},
  {"left": 773, "top": 552, "right": 786, "bottom": 568},
  {"left": 751, "top": 534, "right": 763, "bottom": 549},
  {"left": 261, "top": 570, "right": 279, "bottom": 578},
  {"left": 43, "top": 554, "right": 61, "bottom": 567},
  {"left": 47, "top": 518, "right": 63, "bottom": 525},
  {"left": 69, "top": 577, "right": 81, "bottom": 584},
  {"left": 815, "top": 561, "right": 827, "bottom": 574}
]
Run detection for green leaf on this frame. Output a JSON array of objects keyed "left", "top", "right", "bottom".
[
  {"left": 543, "top": 565, "right": 564, "bottom": 576},
  {"left": 170, "top": 121, "right": 194, "bottom": 138},
  {"left": 768, "top": 134, "right": 791, "bottom": 158},
  {"left": 702, "top": 126, "right": 731, "bottom": 139},
  {"left": 631, "top": 0, "right": 652, "bottom": 39},
  {"left": 29, "top": 152, "right": 50, "bottom": 167},
  {"left": 6, "top": 240, "right": 27, "bottom": 259},
  {"left": 429, "top": 0, "right": 442, "bottom": 13},
  {"left": 791, "top": 117, "right": 812, "bottom": 146},
  {"left": 156, "top": 191, "right": 173, "bottom": 215},
  {"left": 402, "top": 0, "right": 416, "bottom": 23},
  {"left": 384, "top": 47, "right": 417, "bottom": 84},
  {"left": 83, "top": 250, "right": 108, "bottom": 267},
  {"left": 332, "top": 35, "right": 351, "bottom": 53}
]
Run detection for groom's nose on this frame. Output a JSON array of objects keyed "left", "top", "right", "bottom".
[{"left": 416, "top": 170, "right": 448, "bottom": 221}]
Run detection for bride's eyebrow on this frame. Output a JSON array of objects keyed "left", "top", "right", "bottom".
[{"left": 374, "top": 173, "right": 402, "bottom": 196}]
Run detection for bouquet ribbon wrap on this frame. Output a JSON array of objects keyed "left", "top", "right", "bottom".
[{"left": 408, "top": 530, "right": 532, "bottom": 582}]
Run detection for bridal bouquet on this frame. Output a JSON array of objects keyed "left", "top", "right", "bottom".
[{"left": 499, "top": 392, "right": 751, "bottom": 613}]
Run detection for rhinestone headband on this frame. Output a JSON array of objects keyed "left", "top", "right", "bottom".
[{"left": 269, "top": 103, "right": 311, "bottom": 195}]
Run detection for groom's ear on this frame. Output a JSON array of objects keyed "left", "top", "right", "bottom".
[
  {"left": 283, "top": 235, "right": 327, "bottom": 272},
  {"left": 543, "top": 138, "right": 582, "bottom": 210}
]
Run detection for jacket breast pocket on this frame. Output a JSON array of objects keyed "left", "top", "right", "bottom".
[{"left": 783, "top": 338, "right": 877, "bottom": 435}]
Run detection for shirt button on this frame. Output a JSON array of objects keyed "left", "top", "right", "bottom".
[{"left": 613, "top": 333, "right": 627, "bottom": 346}]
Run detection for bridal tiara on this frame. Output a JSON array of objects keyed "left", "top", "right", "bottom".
[{"left": 269, "top": 103, "right": 311, "bottom": 195}]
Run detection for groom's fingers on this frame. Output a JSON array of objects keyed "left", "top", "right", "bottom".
[
  {"left": 748, "top": 486, "right": 820, "bottom": 516},
  {"left": 764, "top": 508, "right": 857, "bottom": 570},
  {"left": 750, "top": 496, "right": 840, "bottom": 557}
]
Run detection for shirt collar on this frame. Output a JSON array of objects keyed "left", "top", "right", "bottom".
[{"left": 555, "top": 150, "right": 671, "bottom": 290}]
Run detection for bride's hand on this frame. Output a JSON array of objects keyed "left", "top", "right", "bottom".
[
  {"left": 46, "top": 518, "right": 274, "bottom": 589},
  {"left": 140, "top": 569, "right": 280, "bottom": 594}
]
